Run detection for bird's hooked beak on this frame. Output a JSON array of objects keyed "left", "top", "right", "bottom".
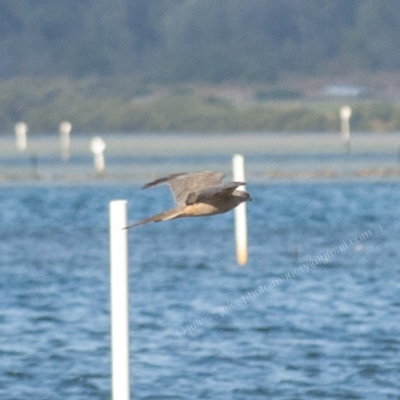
[{"left": 244, "top": 192, "right": 252, "bottom": 201}]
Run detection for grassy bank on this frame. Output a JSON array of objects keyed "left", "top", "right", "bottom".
[{"left": 1, "top": 77, "right": 400, "bottom": 133}]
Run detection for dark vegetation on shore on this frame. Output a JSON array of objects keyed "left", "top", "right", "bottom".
[{"left": 1, "top": 77, "right": 400, "bottom": 133}]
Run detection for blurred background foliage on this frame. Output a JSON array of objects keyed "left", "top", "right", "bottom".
[
  {"left": 1, "top": 0, "right": 400, "bottom": 132},
  {"left": 2, "top": 0, "right": 400, "bottom": 80},
  {"left": 1, "top": 77, "right": 400, "bottom": 133}
]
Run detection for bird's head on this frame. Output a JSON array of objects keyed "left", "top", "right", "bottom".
[{"left": 235, "top": 190, "right": 252, "bottom": 203}]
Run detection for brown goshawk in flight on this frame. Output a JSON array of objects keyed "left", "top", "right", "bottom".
[{"left": 125, "top": 171, "right": 251, "bottom": 229}]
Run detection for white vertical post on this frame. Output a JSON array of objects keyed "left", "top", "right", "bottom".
[
  {"left": 110, "top": 200, "right": 130, "bottom": 400},
  {"left": 96, "top": 153, "right": 105, "bottom": 173},
  {"left": 340, "top": 105, "right": 352, "bottom": 153},
  {"left": 15, "top": 122, "right": 28, "bottom": 152},
  {"left": 90, "top": 136, "right": 106, "bottom": 175},
  {"left": 59, "top": 121, "right": 72, "bottom": 161},
  {"left": 232, "top": 154, "right": 248, "bottom": 266}
]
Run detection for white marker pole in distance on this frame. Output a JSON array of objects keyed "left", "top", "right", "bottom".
[
  {"left": 109, "top": 200, "right": 130, "bottom": 400},
  {"left": 90, "top": 136, "right": 106, "bottom": 175},
  {"left": 232, "top": 154, "right": 248, "bottom": 266},
  {"left": 340, "top": 105, "right": 352, "bottom": 154},
  {"left": 15, "top": 122, "right": 28, "bottom": 152},
  {"left": 59, "top": 121, "right": 72, "bottom": 161}
]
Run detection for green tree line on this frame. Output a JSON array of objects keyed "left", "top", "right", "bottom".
[{"left": 1, "top": 0, "right": 400, "bottom": 82}]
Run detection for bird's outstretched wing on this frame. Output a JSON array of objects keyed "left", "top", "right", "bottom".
[
  {"left": 185, "top": 182, "right": 245, "bottom": 205},
  {"left": 142, "top": 171, "right": 225, "bottom": 204}
]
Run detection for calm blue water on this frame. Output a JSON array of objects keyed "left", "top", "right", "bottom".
[{"left": 0, "top": 181, "right": 399, "bottom": 399}]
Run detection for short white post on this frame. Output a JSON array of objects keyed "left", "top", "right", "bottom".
[
  {"left": 90, "top": 136, "right": 106, "bottom": 175},
  {"left": 59, "top": 121, "right": 72, "bottom": 161},
  {"left": 232, "top": 154, "right": 248, "bottom": 266},
  {"left": 15, "top": 122, "right": 28, "bottom": 152},
  {"left": 340, "top": 105, "right": 352, "bottom": 153},
  {"left": 110, "top": 200, "right": 130, "bottom": 400}
]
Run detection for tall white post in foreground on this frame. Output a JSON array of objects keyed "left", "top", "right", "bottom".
[
  {"left": 340, "top": 105, "right": 352, "bottom": 154},
  {"left": 232, "top": 154, "right": 248, "bottom": 266},
  {"left": 15, "top": 122, "right": 28, "bottom": 152},
  {"left": 59, "top": 121, "right": 72, "bottom": 161},
  {"left": 110, "top": 200, "right": 130, "bottom": 400}
]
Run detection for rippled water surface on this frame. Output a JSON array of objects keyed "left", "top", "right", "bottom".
[{"left": 0, "top": 181, "right": 399, "bottom": 399}]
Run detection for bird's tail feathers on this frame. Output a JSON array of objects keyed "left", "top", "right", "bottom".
[{"left": 124, "top": 206, "right": 185, "bottom": 229}]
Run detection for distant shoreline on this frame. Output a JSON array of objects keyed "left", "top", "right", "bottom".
[
  {"left": 1, "top": 169, "right": 400, "bottom": 185},
  {"left": 1, "top": 132, "right": 400, "bottom": 184}
]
